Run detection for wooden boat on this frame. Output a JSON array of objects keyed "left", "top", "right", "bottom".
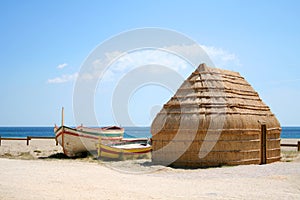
[
  {"left": 54, "top": 125, "right": 124, "bottom": 157},
  {"left": 54, "top": 108, "right": 124, "bottom": 157},
  {"left": 97, "top": 138, "right": 152, "bottom": 160}
]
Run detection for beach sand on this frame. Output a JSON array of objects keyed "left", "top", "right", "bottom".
[
  {"left": 0, "top": 139, "right": 63, "bottom": 159},
  {"left": 0, "top": 139, "right": 300, "bottom": 199}
]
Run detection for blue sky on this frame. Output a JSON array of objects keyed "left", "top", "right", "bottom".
[{"left": 0, "top": 0, "right": 299, "bottom": 126}]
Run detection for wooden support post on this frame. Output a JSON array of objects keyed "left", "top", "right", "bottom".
[
  {"left": 27, "top": 136, "right": 30, "bottom": 145},
  {"left": 260, "top": 124, "right": 267, "bottom": 165},
  {"left": 298, "top": 141, "right": 300, "bottom": 152},
  {"left": 0, "top": 136, "right": 1, "bottom": 146},
  {"left": 55, "top": 137, "right": 58, "bottom": 146}
]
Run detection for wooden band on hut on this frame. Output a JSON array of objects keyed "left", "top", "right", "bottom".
[{"left": 151, "top": 63, "right": 281, "bottom": 168}]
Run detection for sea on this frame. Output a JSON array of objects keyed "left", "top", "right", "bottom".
[
  {"left": 0, "top": 126, "right": 299, "bottom": 139},
  {"left": 0, "top": 126, "right": 151, "bottom": 139}
]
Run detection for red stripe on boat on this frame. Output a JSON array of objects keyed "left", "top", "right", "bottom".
[{"left": 56, "top": 131, "right": 122, "bottom": 140}]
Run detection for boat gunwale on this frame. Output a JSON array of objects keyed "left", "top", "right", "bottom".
[{"left": 55, "top": 126, "right": 124, "bottom": 138}]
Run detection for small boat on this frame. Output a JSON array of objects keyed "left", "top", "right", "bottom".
[
  {"left": 54, "top": 108, "right": 124, "bottom": 157},
  {"left": 97, "top": 138, "right": 152, "bottom": 160},
  {"left": 55, "top": 125, "right": 124, "bottom": 157}
]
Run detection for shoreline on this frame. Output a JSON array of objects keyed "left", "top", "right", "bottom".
[{"left": 0, "top": 138, "right": 299, "bottom": 160}]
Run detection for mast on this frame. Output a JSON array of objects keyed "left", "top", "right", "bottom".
[{"left": 61, "top": 107, "right": 64, "bottom": 126}]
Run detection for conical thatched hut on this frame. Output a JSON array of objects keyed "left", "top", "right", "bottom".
[{"left": 151, "top": 63, "right": 281, "bottom": 168}]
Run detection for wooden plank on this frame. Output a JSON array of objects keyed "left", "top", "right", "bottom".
[
  {"left": 281, "top": 144, "right": 298, "bottom": 147},
  {"left": 0, "top": 137, "right": 28, "bottom": 140},
  {"left": 0, "top": 137, "right": 30, "bottom": 146},
  {"left": 260, "top": 124, "right": 267, "bottom": 165},
  {"left": 28, "top": 136, "right": 56, "bottom": 139},
  {"left": 281, "top": 142, "right": 300, "bottom": 151},
  {"left": 0, "top": 136, "right": 57, "bottom": 146},
  {"left": 0, "top": 137, "right": 55, "bottom": 140}
]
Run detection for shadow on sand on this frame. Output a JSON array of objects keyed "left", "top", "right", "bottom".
[{"left": 38, "top": 152, "right": 90, "bottom": 160}]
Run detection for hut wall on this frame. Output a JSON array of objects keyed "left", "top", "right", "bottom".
[{"left": 151, "top": 64, "right": 281, "bottom": 168}]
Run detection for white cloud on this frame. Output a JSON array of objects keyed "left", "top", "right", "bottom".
[
  {"left": 165, "top": 44, "right": 212, "bottom": 66},
  {"left": 57, "top": 63, "right": 68, "bottom": 69},
  {"left": 47, "top": 72, "right": 78, "bottom": 84},
  {"left": 77, "top": 44, "right": 241, "bottom": 83},
  {"left": 93, "top": 49, "right": 193, "bottom": 83},
  {"left": 200, "top": 45, "right": 241, "bottom": 68}
]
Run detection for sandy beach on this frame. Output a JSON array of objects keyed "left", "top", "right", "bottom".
[{"left": 1, "top": 139, "right": 300, "bottom": 200}]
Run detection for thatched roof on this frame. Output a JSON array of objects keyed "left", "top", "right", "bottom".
[
  {"left": 151, "top": 63, "right": 281, "bottom": 167},
  {"left": 152, "top": 63, "right": 280, "bottom": 131}
]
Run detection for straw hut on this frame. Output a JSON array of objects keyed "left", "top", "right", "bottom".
[{"left": 151, "top": 63, "right": 281, "bottom": 168}]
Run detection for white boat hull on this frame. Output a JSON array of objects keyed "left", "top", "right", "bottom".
[{"left": 55, "top": 126, "right": 124, "bottom": 157}]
